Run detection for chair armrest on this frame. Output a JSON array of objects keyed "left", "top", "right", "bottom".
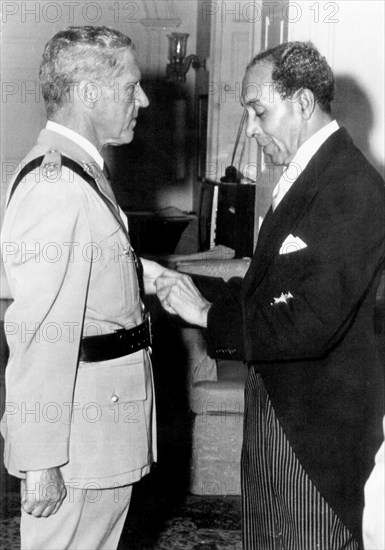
[
  {"left": 176, "top": 258, "right": 251, "bottom": 282},
  {"left": 180, "top": 327, "right": 218, "bottom": 385}
]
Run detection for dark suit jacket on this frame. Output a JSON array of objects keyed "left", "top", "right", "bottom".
[{"left": 194, "top": 128, "right": 385, "bottom": 544}]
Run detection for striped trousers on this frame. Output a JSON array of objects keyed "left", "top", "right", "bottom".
[{"left": 241, "top": 368, "right": 358, "bottom": 550}]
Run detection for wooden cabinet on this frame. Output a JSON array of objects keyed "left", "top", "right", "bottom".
[
  {"left": 125, "top": 210, "right": 196, "bottom": 255},
  {"left": 216, "top": 182, "right": 256, "bottom": 258},
  {"left": 200, "top": 181, "right": 255, "bottom": 258}
]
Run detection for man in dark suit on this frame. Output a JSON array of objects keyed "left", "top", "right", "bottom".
[{"left": 156, "top": 42, "right": 385, "bottom": 549}]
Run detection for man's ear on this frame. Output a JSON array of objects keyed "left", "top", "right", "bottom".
[
  {"left": 78, "top": 81, "right": 101, "bottom": 109},
  {"left": 297, "top": 88, "right": 316, "bottom": 120}
]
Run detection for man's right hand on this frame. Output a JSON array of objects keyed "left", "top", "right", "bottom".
[
  {"left": 155, "top": 271, "right": 211, "bottom": 327},
  {"left": 21, "top": 467, "right": 67, "bottom": 517}
]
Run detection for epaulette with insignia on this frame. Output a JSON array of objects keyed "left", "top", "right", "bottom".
[
  {"left": 82, "top": 161, "right": 101, "bottom": 185},
  {"left": 41, "top": 148, "right": 62, "bottom": 181}
]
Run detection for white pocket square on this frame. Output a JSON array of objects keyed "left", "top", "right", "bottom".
[{"left": 279, "top": 234, "right": 307, "bottom": 255}]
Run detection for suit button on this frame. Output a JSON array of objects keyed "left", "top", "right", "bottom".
[{"left": 111, "top": 394, "right": 119, "bottom": 403}]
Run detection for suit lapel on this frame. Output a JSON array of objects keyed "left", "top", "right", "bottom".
[
  {"left": 242, "top": 128, "right": 352, "bottom": 296},
  {"left": 242, "top": 174, "right": 318, "bottom": 295}
]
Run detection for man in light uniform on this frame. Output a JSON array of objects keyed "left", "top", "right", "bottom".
[{"left": 1, "top": 26, "right": 165, "bottom": 550}]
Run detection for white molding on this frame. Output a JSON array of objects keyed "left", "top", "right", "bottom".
[{"left": 140, "top": 18, "right": 181, "bottom": 29}]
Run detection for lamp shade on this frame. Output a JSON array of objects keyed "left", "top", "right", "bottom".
[{"left": 167, "top": 33, "right": 189, "bottom": 61}]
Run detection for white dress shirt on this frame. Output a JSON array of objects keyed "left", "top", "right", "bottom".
[{"left": 272, "top": 120, "right": 339, "bottom": 210}]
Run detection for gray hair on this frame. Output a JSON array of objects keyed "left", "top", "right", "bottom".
[
  {"left": 247, "top": 41, "right": 335, "bottom": 113},
  {"left": 39, "top": 26, "right": 135, "bottom": 116}
]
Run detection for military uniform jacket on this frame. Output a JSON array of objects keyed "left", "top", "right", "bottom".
[
  {"left": 194, "top": 128, "right": 385, "bottom": 541},
  {"left": 1, "top": 129, "right": 156, "bottom": 488}
]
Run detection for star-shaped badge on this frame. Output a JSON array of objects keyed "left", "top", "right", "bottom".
[{"left": 271, "top": 291, "right": 294, "bottom": 306}]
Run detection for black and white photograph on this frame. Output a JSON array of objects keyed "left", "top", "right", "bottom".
[{"left": 0, "top": 1, "right": 384, "bottom": 549}]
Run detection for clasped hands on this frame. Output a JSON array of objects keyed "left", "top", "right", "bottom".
[{"left": 141, "top": 258, "right": 211, "bottom": 327}]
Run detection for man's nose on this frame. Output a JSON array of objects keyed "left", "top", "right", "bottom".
[
  {"left": 136, "top": 85, "right": 149, "bottom": 108},
  {"left": 245, "top": 113, "right": 259, "bottom": 138}
]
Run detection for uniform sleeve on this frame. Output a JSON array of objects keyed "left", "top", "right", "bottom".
[{"left": 1, "top": 173, "right": 92, "bottom": 472}]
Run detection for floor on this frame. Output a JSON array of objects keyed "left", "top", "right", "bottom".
[
  {"left": 0, "top": 486, "right": 242, "bottom": 550},
  {"left": 118, "top": 465, "right": 242, "bottom": 550}
]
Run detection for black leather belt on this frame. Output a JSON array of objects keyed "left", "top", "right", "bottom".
[{"left": 79, "top": 315, "right": 152, "bottom": 363}]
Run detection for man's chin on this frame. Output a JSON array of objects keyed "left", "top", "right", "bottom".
[
  {"left": 263, "top": 151, "right": 277, "bottom": 165},
  {"left": 104, "top": 131, "right": 134, "bottom": 147},
  {"left": 263, "top": 151, "right": 286, "bottom": 167}
]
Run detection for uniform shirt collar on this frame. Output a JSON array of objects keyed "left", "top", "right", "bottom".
[{"left": 46, "top": 120, "right": 104, "bottom": 169}]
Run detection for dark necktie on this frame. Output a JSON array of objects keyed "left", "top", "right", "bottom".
[
  {"left": 100, "top": 161, "right": 119, "bottom": 208},
  {"left": 102, "top": 161, "right": 111, "bottom": 181}
]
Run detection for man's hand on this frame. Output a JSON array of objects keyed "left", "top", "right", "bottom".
[
  {"left": 140, "top": 258, "right": 175, "bottom": 295},
  {"left": 155, "top": 272, "right": 211, "bottom": 327},
  {"left": 21, "top": 467, "right": 67, "bottom": 518}
]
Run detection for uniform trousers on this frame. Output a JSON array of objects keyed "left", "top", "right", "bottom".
[
  {"left": 241, "top": 368, "right": 358, "bottom": 550},
  {"left": 20, "top": 485, "right": 132, "bottom": 550}
]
